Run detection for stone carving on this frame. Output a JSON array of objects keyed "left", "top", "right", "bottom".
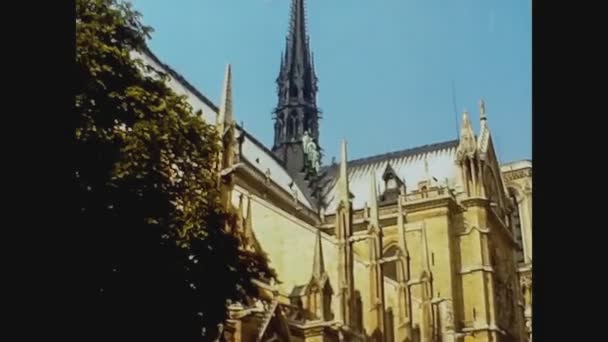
[
  {"left": 302, "top": 130, "right": 321, "bottom": 173},
  {"left": 520, "top": 275, "right": 532, "bottom": 308},
  {"left": 302, "top": 130, "right": 313, "bottom": 154},
  {"left": 439, "top": 300, "right": 454, "bottom": 331},
  {"left": 457, "top": 110, "right": 477, "bottom": 161},
  {"left": 444, "top": 305, "right": 453, "bottom": 328},
  {"left": 503, "top": 169, "right": 532, "bottom": 181},
  {"left": 309, "top": 147, "right": 321, "bottom": 173},
  {"left": 291, "top": 186, "right": 298, "bottom": 203}
]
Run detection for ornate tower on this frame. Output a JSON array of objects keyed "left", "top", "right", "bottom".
[{"left": 272, "top": 0, "right": 321, "bottom": 175}]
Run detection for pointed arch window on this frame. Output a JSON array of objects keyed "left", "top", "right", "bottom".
[
  {"left": 286, "top": 115, "right": 295, "bottom": 138},
  {"left": 294, "top": 116, "right": 300, "bottom": 136},
  {"left": 274, "top": 120, "right": 282, "bottom": 144},
  {"left": 382, "top": 245, "right": 400, "bottom": 281},
  {"left": 289, "top": 82, "right": 298, "bottom": 98}
]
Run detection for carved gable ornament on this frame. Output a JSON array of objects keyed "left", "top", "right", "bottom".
[{"left": 456, "top": 110, "right": 477, "bottom": 161}]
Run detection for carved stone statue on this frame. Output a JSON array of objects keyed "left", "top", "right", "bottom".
[
  {"left": 302, "top": 130, "right": 313, "bottom": 155},
  {"left": 306, "top": 141, "right": 321, "bottom": 172},
  {"left": 301, "top": 130, "right": 321, "bottom": 172},
  {"left": 520, "top": 276, "right": 532, "bottom": 307},
  {"left": 310, "top": 148, "right": 321, "bottom": 172},
  {"left": 439, "top": 300, "right": 454, "bottom": 331}
]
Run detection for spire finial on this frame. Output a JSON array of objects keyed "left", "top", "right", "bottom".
[
  {"left": 462, "top": 107, "right": 469, "bottom": 121},
  {"left": 479, "top": 98, "right": 487, "bottom": 121},
  {"left": 456, "top": 107, "right": 478, "bottom": 161},
  {"left": 338, "top": 139, "right": 350, "bottom": 203},
  {"left": 218, "top": 64, "right": 233, "bottom": 128},
  {"left": 369, "top": 175, "right": 379, "bottom": 227},
  {"left": 312, "top": 228, "right": 326, "bottom": 279}
]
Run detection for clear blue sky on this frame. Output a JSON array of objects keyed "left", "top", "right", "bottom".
[{"left": 132, "top": 0, "right": 531, "bottom": 164}]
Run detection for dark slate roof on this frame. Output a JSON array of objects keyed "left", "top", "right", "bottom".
[
  {"left": 320, "top": 139, "right": 459, "bottom": 180},
  {"left": 319, "top": 139, "right": 460, "bottom": 213},
  {"left": 141, "top": 45, "right": 219, "bottom": 113}
]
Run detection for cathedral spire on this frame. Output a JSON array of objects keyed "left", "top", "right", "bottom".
[{"left": 272, "top": 0, "right": 320, "bottom": 174}]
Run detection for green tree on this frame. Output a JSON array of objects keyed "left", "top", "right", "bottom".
[{"left": 76, "top": 0, "right": 275, "bottom": 340}]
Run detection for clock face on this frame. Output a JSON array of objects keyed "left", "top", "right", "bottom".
[{"left": 388, "top": 178, "right": 397, "bottom": 189}]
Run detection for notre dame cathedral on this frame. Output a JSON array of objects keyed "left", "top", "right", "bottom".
[{"left": 136, "top": 0, "right": 533, "bottom": 341}]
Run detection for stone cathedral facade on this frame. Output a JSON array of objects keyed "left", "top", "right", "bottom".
[{"left": 137, "top": 1, "right": 533, "bottom": 341}]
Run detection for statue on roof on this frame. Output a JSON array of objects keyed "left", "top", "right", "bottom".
[
  {"left": 302, "top": 130, "right": 321, "bottom": 173},
  {"left": 309, "top": 146, "right": 321, "bottom": 173},
  {"left": 302, "top": 130, "right": 312, "bottom": 154}
]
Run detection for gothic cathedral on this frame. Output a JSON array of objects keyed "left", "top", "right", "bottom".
[{"left": 139, "top": 1, "right": 533, "bottom": 341}]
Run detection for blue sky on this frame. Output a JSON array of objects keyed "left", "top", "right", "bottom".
[{"left": 132, "top": 0, "right": 531, "bottom": 164}]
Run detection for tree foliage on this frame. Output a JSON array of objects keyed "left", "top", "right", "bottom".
[{"left": 76, "top": 0, "right": 275, "bottom": 340}]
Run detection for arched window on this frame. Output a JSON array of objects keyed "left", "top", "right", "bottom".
[
  {"left": 286, "top": 115, "right": 294, "bottom": 138},
  {"left": 294, "top": 116, "right": 300, "bottom": 136},
  {"left": 274, "top": 120, "right": 282, "bottom": 144},
  {"left": 382, "top": 245, "right": 400, "bottom": 281},
  {"left": 289, "top": 82, "right": 298, "bottom": 98}
]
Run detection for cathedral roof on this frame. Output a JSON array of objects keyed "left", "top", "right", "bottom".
[
  {"left": 238, "top": 127, "right": 314, "bottom": 210},
  {"left": 137, "top": 47, "right": 464, "bottom": 216},
  {"left": 320, "top": 140, "right": 460, "bottom": 213},
  {"left": 137, "top": 47, "right": 315, "bottom": 211},
  {"left": 134, "top": 47, "right": 219, "bottom": 124}
]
